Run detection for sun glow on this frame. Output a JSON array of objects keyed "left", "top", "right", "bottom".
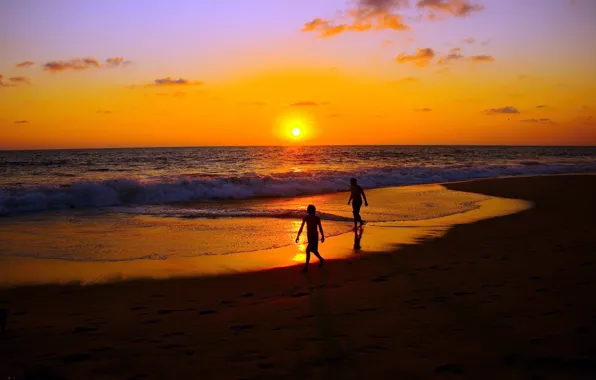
[{"left": 283, "top": 117, "right": 310, "bottom": 141}]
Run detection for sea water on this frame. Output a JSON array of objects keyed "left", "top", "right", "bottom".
[{"left": 0, "top": 146, "right": 594, "bottom": 265}]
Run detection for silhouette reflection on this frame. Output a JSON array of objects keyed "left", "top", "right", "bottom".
[{"left": 353, "top": 227, "right": 364, "bottom": 250}]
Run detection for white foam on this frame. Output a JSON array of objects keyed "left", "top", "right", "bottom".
[{"left": 1, "top": 163, "right": 595, "bottom": 215}]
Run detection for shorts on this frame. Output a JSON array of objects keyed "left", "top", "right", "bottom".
[{"left": 307, "top": 235, "right": 319, "bottom": 252}]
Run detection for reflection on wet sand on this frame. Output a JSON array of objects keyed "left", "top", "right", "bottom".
[{"left": 0, "top": 195, "right": 531, "bottom": 287}]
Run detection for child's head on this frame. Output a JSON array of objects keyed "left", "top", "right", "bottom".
[
  {"left": 307, "top": 204, "right": 316, "bottom": 215},
  {"left": 350, "top": 178, "right": 357, "bottom": 186}
]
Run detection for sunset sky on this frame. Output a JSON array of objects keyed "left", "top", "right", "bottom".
[{"left": 1, "top": 0, "right": 595, "bottom": 149}]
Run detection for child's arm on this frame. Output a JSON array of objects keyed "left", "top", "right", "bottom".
[
  {"left": 348, "top": 193, "right": 352, "bottom": 205},
  {"left": 362, "top": 187, "right": 368, "bottom": 206},
  {"left": 318, "top": 219, "right": 325, "bottom": 243},
  {"left": 295, "top": 220, "right": 305, "bottom": 243}
]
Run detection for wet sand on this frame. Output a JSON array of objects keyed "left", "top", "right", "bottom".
[{"left": 1, "top": 174, "right": 596, "bottom": 379}]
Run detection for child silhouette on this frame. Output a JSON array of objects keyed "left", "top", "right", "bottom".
[{"left": 295, "top": 204, "right": 325, "bottom": 272}]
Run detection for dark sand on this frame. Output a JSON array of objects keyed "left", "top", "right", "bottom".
[{"left": 1, "top": 174, "right": 595, "bottom": 379}]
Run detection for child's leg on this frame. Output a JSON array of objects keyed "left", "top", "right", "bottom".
[
  {"left": 313, "top": 250, "right": 325, "bottom": 267},
  {"left": 303, "top": 246, "right": 311, "bottom": 271}
]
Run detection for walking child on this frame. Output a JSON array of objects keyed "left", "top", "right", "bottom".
[
  {"left": 295, "top": 205, "right": 325, "bottom": 272},
  {"left": 348, "top": 178, "right": 368, "bottom": 230}
]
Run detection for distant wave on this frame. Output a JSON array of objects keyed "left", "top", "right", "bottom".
[{"left": 1, "top": 163, "right": 595, "bottom": 215}]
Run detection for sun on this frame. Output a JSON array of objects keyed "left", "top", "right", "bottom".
[{"left": 279, "top": 114, "right": 313, "bottom": 142}]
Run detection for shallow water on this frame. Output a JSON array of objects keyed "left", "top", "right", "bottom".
[
  {"left": 0, "top": 185, "right": 490, "bottom": 261},
  {"left": 0, "top": 184, "right": 531, "bottom": 286}
]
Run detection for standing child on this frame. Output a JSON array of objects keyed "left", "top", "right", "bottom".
[{"left": 295, "top": 205, "right": 325, "bottom": 272}]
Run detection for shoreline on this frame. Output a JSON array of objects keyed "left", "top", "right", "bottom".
[
  {"left": 0, "top": 184, "right": 530, "bottom": 287},
  {"left": 1, "top": 174, "right": 595, "bottom": 379}
]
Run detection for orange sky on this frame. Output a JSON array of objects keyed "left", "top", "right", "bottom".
[{"left": 1, "top": 0, "right": 595, "bottom": 149}]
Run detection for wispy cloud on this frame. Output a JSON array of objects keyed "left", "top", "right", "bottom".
[
  {"left": 520, "top": 118, "right": 553, "bottom": 124},
  {"left": 43, "top": 57, "right": 101, "bottom": 72},
  {"left": 470, "top": 55, "right": 495, "bottom": 62},
  {"left": 0, "top": 74, "right": 12, "bottom": 87},
  {"left": 416, "top": 0, "right": 484, "bottom": 17},
  {"left": 484, "top": 106, "right": 520, "bottom": 115},
  {"left": 302, "top": 0, "right": 412, "bottom": 37},
  {"left": 9, "top": 76, "right": 31, "bottom": 85},
  {"left": 437, "top": 47, "right": 464, "bottom": 64},
  {"left": 96, "top": 109, "right": 112, "bottom": 114},
  {"left": 16, "top": 61, "right": 35, "bottom": 68},
  {"left": 147, "top": 77, "right": 204, "bottom": 87},
  {"left": 42, "top": 57, "right": 131, "bottom": 72},
  {"left": 0, "top": 74, "right": 27, "bottom": 87},
  {"left": 416, "top": 107, "right": 433, "bottom": 112},
  {"left": 396, "top": 48, "right": 435, "bottom": 66},
  {"left": 462, "top": 37, "right": 475, "bottom": 44},
  {"left": 13, "top": 120, "right": 29, "bottom": 124},
  {"left": 105, "top": 57, "right": 132, "bottom": 67}
]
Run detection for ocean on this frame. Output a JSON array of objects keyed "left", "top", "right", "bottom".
[{"left": 1, "top": 146, "right": 594, "bottom": 271}]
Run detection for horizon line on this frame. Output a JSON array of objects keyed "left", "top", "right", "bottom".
[{"left": 1, "top": 143, "right": 596, "bottom": 152}]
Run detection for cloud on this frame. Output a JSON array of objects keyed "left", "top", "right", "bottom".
[
  {"left": 13, "top": 120, "right": 29, "bottom": 124},
  {"left": 470, "top": 55, "right": 495, "bottom": 62},
  {"left": 520, "top": 118, "right": 553, "bottom": 124},
  {"left": 41, "top": 57, "right": 130, "bottom": 72},
  {"left": 302, "top": 0, "right": 410, "bottom": 37},
  {"left": 0, "top": 74, "right": 9, "bottom": 87},
  {"left": 437, "top": 47, "right": 464, "bottom": 64},
  {"left": 96, "top": 109, "right": 112, "bottom": 114},
  {"left": 9, "top": 76, "right": 31, "bottom": 84},
  {"left": 484, "top": 106, "right": 520, "bottom": 115},
  {"left": 462, "top": 37, "right": 475, "bottom": 44},
  {"left": 43, "top": 57, "right": 101, "bottom": 72},
  {"left": 148, "top": 77, "right": 204, "bottom": 87},
  {"left": 536, "top": 105, "right": 548, "bottom": 109},
  {"left": 289, "top": 101, "right": 325, "bottom": 107},
  {"left": 0, "top": 74, "right": 16, "bottom": 88},
  {"left": 16, "top": 61, "right": 35, "bottom": 68},
  {"left": 302, "top": 11, "right": 409, "bottom": 37},
  {"left": 105, "top": 57, "right": 132, "bottom": 67},
  {"left": 396, "top": 48, "right": 435, "bottom": 66},
  {"left": 302, "top": 0, "right": 484, "bottom": 38},
  {"left": 416, "top": 107, "right": 433, "bottom": 112},
  {"left": 416, "top": 0, "right": 484, "bottom": 17}
]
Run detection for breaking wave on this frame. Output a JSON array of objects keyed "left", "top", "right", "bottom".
[{"left": 1, "top": 163, "right": 595, "bottom": 215}]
